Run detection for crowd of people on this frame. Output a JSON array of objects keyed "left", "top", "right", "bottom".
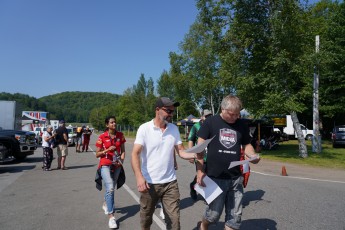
[
  {"left": 41, "top": 94, "right": 261, "bottom": 230},
  {"left": 41, "top": 121, "right": 93, "bottom": 171}
]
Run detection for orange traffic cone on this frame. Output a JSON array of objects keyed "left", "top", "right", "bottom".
[{"left": 281, "top": 166, "right": 288, "bottom": 176}]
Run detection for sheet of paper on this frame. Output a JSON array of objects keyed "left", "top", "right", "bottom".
[
  {"left": 194, "top": 175, "right": 223, "bottom": 204},
  {"left": 228, "top": 155, "right": 259, "bottom": 169},
  {"left": 242, "top": 162, "right": 250, "bottom": 173},
  {"left": 184, "top": 136, "right": 215, "bottom": 153}
]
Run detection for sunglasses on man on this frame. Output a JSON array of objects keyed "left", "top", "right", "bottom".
[{"left": 161, "top": 108, "right": 175, "bottom": 114}]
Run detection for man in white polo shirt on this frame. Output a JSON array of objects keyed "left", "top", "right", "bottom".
[{"left": 131, "top": 97, "right": 196, "bottom": 230}]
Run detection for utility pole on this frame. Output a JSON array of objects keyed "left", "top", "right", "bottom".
[{"left": 312, "top": 35, "right": 322, "bottom": 153}]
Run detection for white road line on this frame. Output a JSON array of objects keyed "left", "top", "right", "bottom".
[
  {"left": 251, "top": 170, "right": 345, "bottom": 184},
  {"left": 90, "top": 147, "right": 166, "bottom": 229},
  {"left": 122, "top": 184, "right": 166, "bottom": 229}
]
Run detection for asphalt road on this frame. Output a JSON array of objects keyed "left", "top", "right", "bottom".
[{"left": 1, "top": 135, "right": 344, "bottom": 230}]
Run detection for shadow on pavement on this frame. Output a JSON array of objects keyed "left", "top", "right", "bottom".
[
  {"left": 241, "top": 218, "right": 277, "bottom": 230},
  {"left": 243, "top": 189, "right": 265, "bottom": 208},
  {"left": 64, "top": 164, "right": 97, "bottom": 170},
  {"left": 116, "top": 204, "right": 140, "bottom": 224},
  {"left": 191, "top": 218, "right": 277, "bottom": 230},
  {"left": 21, "top": 157, "right": 44, "bottom": 163},
  {"left": 0, "top": 165, "right": 36, "bottom": 173},
  {"left": 180, "top": 196, "right": 198, "bottom": 210}
]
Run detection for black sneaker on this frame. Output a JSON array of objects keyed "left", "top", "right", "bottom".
[{"left": 190, "top": 182, "right": 197, "bottom": 201}]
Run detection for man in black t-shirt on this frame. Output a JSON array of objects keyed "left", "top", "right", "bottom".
[
  {"left": 55, "top": 120, "right": 69, "bottom": 170},
  {"left": 194, "top": 95, "right": 260, "bottom": 230}
]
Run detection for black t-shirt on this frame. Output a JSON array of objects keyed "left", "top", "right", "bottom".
[
  {"left": 55, "top": 126, "right": 68, "bottom": 145},
  {"left": 76, "top": 127, "right": 83, "bottom": 138},
  {"left": 197, "top": 114, "right": 251, "bottom": 179}
]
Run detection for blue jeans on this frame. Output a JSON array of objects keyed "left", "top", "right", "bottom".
[
  {"left": 101, "top": 165, "right": 121, "bottom": 214},
  {"left": 204, "top": 176, "right": 244, "bottom": 230}
]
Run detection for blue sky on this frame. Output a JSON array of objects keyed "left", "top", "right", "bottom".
[{"left": 0, "top": 0, "right": 198, "bottom": 98}]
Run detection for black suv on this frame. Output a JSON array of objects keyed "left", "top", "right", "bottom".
[{"left": 331, "top": 125, "right": 345, "bottom": 148}]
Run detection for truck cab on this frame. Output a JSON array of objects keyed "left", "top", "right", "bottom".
[{"left": 0, "top": 130, "right": 37, "bottom": 161}]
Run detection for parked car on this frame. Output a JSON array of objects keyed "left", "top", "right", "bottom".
[
  {"left": 331, "top": 125, "right": 345, "bottom": 148},
  {"left": 66, "top": 127, "right": 77, "bottom": 146}
]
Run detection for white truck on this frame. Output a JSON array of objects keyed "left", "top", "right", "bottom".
[
  {"left": 283, "top": 115, "right": 314, "bottom": 140},
  {"left": 0, "top": 101, "right": 37, "bottom": 161},
  {"left": 0, "top": 101, "right": 17, "bottom": 130}
]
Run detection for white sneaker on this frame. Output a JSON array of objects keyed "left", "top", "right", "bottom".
[
  {"left": 102, "top": 202, "right": 108, "bottom": 215},
  {"left": 159, "top": 208, "right": 165, "bottom": 220},
  {"left": 157, "top": 202, "right": 165, "bottom": 220},
  {"left": 108, "top": 216, "right": 117, "bottom": 229}
]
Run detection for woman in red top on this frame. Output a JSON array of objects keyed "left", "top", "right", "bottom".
[{"left": 95, "top": 116, "right": 126, "bottom": 229}]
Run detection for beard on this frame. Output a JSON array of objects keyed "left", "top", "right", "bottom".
[
  {"left": 165, "top": 116, "right": 172, "bottom": 123},
  {"left": 159, "top": 113, "right": 172, "bottom": 123}
]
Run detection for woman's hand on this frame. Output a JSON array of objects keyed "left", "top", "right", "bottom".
[
  {"left": 114, "top": 159, "right": 122, "bottom": 167},
  {"left": 108, "top": 146, "right": 116, "bottom": 151}
]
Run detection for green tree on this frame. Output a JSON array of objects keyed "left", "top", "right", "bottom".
[
  {"left": 40, "top": 92, "right": 120, "bottom": 123},
  {"left": 89, "top": 105, "right": 117, "bottom": 131},
  {"left": 169, "top": 16, "right": 225, "bottom": 116},
  {"left": 317, "top": 1, "right": 345, "bottom": 122},
  {"left": 184, "top": 0, "right": 318, "bottom": 157},
  {"left": 115, "top": 74, "right": 157, "bottom": 128},
  {"left": 157, "top": 70, "right": 175, "bottom": 97}
]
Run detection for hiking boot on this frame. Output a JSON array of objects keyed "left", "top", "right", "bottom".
[
  {"left": 108, "top": 216, "right": 117, "bottom": 229},
  {"left": 190, "top": 182, "right": 197, "bottom": 201}
]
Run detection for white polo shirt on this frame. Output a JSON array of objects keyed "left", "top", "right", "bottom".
[{"left": 134, "top": 119, "right": 182, "bottom": 184}]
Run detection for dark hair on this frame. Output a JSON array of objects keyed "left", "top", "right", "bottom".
[{"left": 104, "top": 116, "right": 116, "bottom": 131}]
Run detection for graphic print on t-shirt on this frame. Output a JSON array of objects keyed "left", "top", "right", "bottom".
[{"left": 219, "top": 128, "right": 237, "bottom": 148}]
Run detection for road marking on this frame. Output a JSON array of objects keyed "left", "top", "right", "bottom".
[
  {"left": 90, "top": 147, "right": 166, "bottom": 229},
  {"left": 122, "top": 184, "right": 166, "bottom": 229},
  {"left": 252, "top": 170, "right": 345, "bottom": 184}
]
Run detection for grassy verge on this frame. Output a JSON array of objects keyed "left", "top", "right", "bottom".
[{"left": 259, "top": 140, "right": 345, "bottom": 170}]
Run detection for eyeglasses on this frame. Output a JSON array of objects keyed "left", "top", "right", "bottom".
[
  {"left": 161, "top": 107, "right": 175, "bottom": 114},
  {"left": 223, "top": 110, "right": 240, "bottom": 117}
]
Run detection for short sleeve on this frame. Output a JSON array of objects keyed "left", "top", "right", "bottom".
[
  {"left": 134, "top": 125, "right": 145, "bottom": 146},
  {"left": 95, "top": 134, "right": 103, "bottom": 148},
  {"left": 188, "top": 125, "right": 196, "bottom": 142}
]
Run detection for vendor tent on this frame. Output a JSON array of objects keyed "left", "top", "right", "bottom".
[
  {"left": 176, "top": 114, "right": 199, "bottom": 126},
  {"left": 175, "top": 114, "right": 200, "bottom": 139}
]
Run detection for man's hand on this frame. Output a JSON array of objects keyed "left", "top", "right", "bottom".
[
  {"left": 250, "top": 154, "right": 260, "bottom": 164},
  {"left": 244, "top": 144, "right": 261, "bottom": 164},
  {"left": 246, "top": 153, "right": 260, "bottom": 164},
  {"left": 136, "top": 175, "right": 150, "bottom": 193},
  {"left": 196, "top": 151, "right": 204, "bottom": 159},
  {"left": 196, "top": 171, "right": 206, "bottom": 187}
]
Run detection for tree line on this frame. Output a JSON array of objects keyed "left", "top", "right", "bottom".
[
  {"left": 158, "top": 0, "right": 344, "bottom": 130},
  {"left": 156, "top": 0, "right": 344, "bottom": 157}
]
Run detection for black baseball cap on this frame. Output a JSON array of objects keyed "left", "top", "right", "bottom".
[{"left": 155, "top": 97, "right": 180, "bottom": 108}]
